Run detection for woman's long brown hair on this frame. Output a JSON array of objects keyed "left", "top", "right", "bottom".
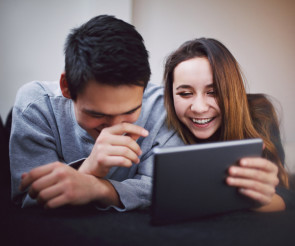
[{"left": 164, "top": 38, "right": 289, "bottom": 188}]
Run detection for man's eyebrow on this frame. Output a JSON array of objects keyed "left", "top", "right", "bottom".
[
  {"left": 123, "top": 104, "right": 142, "bottom": 115},
  {"left": 83, "top": 104, "right": 142, "bottom": 117}
]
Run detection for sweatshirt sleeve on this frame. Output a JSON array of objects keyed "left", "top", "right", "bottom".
[
  {"left": 9, "top": 82, "right": 64, "bottom": 207},
  {"left": 10, "top": 106, "right": 54, "bottom": 206},
  {"left": 10, "top": 82, "right": 92, "bottom": 207}
]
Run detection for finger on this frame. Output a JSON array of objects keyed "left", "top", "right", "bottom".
[
  {"left": 21, "top": 172, "right": 28, "bottom": 179},
  {"left": 45, "top": 193, "right": 87, "bottom": 209},
  {"left": 124, "top": 131, "right": 147, "bottom": 141},
  {"left": 97, "top": 133, "right": 143, "bottom": 156},
  {"left": 105, "top": 123, "right": 149, "bottom": 140},
  {"left": 79, "top": 154, "right": 135, "bottom": 178},
  {"left": 28, "top": 172, "right": 59, "bottom": 199},
  {"left": 238, "top": 188, "right": 272, "bottom": 205},
  {"left": 226, "top": 176, "right": 276, "bottom": 197},
  {"left": 36, "top": 183, "right": 63, "bottom": 205},
  {"left": 97, "top": 155, "right": 135, "bottom": 169},
  {"left": 262, "top": 143, "right": 266, "bottom": 150},
  {"left": 106, "top": 145, "right": 140, "bottom": 164},
  {"left": 45, "top": 194, "right": 68, "bottom": 209},
  {"left": 239, "top": 157, "right": 278, "bottom": 173},
  {"left": 44, "top": 182, "right": 87, "bottom": 208},
  {"left": 20, "top": 162, "right": 61, "bottom": 191},
  {"left": 228, "top": 166, "right": 279, "bottom": 185}
]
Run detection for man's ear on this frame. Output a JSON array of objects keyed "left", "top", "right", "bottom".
[{"left": 60, "top": 73, "right": 71, "bottom": 99}]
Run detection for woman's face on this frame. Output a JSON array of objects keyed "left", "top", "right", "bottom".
[{"left": 172, "top": 57, "right": 221, "bottom": 140}]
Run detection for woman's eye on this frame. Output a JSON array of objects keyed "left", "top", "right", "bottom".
[
  {"left": 177, "top": 92, "right": 193, "bottom": 97},
  {"left": 207, "top": 90, "right": 216, "bottom": 96}
]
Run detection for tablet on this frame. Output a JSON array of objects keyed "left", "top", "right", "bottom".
[{"left": 151, "top": 138, "right": 263, "bottom": 225}]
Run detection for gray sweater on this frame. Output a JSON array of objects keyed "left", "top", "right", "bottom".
[{"left": 10, "top": 81, "right": 184, "bottom": 211}]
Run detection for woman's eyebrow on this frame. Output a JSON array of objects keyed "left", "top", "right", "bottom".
[
  {"left": 175, "top": 83, "right": 214, "bottom": 90},
  {"left": 175, "top": 84, "right": 192, "bottom": 90},
  {"left": 206, "top": 84, "right": 214, "bottom": 89}
]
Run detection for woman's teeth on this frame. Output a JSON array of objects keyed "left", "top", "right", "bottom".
[{"left": 192, "top": 118, "right": 213, "bottom": 124}]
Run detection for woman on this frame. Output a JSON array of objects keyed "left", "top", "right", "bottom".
[{"left": 163, "top": 38, "right": 290, "bottom": 212}]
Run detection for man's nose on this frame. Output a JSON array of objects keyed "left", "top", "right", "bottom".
[{"left": 106, "top": 115, "right": 125, "bottom": 126}]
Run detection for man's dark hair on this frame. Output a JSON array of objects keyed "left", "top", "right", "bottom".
[{"left": 64, "top": 15, "right": 151, "bottom": 100}]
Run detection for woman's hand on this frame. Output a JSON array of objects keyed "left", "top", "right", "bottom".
[{"left": 226, "top": 157, "right": 284, "bottom": 211}]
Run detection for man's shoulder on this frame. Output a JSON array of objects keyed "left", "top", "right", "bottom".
[
  {"left": 15, "top": 81, "right": 61, "bottom": 112},
  {"left": 17, "top": 81, "right": 60, "bottom": 98},
  {"left": 143, "top": 83, "right": 163, "bottom": 99},
  {"left": 136, "top": 82, "right": 167, "bottom": 135},
  {"left": 140, "top": 83, "right": 164, "bottom": 116}
]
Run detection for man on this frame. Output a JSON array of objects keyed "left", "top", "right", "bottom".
[{"left": 10, "top": 15, "right": 183, "bottom": 211}]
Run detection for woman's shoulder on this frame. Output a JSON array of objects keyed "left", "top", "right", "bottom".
[{"left": 247, "top": 93, "right": 285, "bottom": 164}]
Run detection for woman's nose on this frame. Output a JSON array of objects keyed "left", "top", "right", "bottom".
[{"left": 190, "top": 95, "right": 209, "bottom": 113}]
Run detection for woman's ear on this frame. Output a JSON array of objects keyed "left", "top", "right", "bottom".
[{"left": 60, "top": 73, "right": 71, "bottom": 99}]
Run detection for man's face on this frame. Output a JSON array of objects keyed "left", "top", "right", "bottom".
[{"left": 73, "top": 81, "right": 144, "bottom": 140}]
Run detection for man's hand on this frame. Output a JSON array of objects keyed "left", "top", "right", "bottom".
[
  {"left": 226, "top": 157, "right": 283, "bottom": 210},
  {"left": 79, "top": 123, "right": 149, "bottom": 178},
  {"left": 19, "top": 162, "right": 121, "bottom": 209}
]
